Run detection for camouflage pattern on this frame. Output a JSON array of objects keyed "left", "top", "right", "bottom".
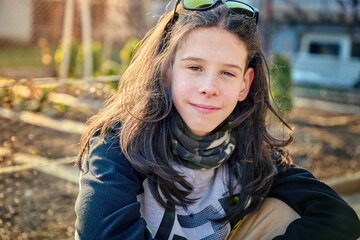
[{"left": 171, "top": 116, "right": 236, "bottom": 170}]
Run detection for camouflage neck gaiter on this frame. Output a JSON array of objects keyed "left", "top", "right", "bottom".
[{"left": 171, "top": 115, "right": 236, "bottom": 170}]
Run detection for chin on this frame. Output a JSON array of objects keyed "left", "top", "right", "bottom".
[{"left": 189, "top": 126, "right": 216, "bottom": 137}]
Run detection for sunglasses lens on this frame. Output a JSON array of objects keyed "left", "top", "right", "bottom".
[
  {"left": 181, "top": 0, "right": 257, "bottom": 22},
  {"left": 183, "top": 0, "right": 215, "bottom": 9},
  {"left": 226, "top": 1, "right": 255, "bottom": 18}
]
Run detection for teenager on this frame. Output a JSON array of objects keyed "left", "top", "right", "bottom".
[{"left": 75, "top": 1, "right": 360, "bottom": 239}]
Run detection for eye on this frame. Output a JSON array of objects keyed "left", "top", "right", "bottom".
[
  {"left": 222, "top": 71, "right": 235, "bottom": 77},
  {"left": 188, "top": 66, "right": 201, "bottom": 71}
]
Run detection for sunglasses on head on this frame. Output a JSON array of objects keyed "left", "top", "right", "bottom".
[{"left": 172, "top": 0, "right": 259, "bottom": 24}]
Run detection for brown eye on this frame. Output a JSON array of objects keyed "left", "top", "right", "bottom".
[
  {"left": 222, "top": 71, "right": 235, "bottom": 77},
  {"left": 189, "top": 66, "right": 201, "bottom": 71}
]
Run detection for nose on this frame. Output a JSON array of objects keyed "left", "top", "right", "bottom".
[{"left": 198, "top": 74, "right": 220, "bottom": 97}]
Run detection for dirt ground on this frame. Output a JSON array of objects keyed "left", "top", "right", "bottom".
[
  {"left": 0, "top": 106, "right": 359, "bottom": 239},
  {"left": 289, "top": 107, "right": 360, "bottom": 179},
  {"left": 0, "top": 119, "right": 79, "bottom": 240}
]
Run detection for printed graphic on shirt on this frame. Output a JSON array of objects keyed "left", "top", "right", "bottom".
[
  {"left": 155, "top": 202, "right": 228, "bottom": 240},
  {"left": 138, "top": 164, "right": 235, "bottom": 239}
]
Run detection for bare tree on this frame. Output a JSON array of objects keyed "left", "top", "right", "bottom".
[
  {"left": 336, "top": 0, "right": 359, "bottom": 42},
  {"left": 277, "top": 0, "right": 359, "bottom": 44}
]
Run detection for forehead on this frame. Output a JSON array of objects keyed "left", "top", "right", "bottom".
[{"left": 176, "top": 27, "right": 249, "bottom": 67}]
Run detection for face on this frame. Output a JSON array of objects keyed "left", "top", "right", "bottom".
[{"left": 168, "top": 27, "right": 254, "bottom": 137}]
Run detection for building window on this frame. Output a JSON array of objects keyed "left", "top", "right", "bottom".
[
  {"left": 309, "top": 42, "right": 340, "bottom": 56},
  {"left": 351, "top": 42, "right": 360, "bottom": 58}
]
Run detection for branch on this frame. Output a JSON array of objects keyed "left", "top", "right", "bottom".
[{"left": 336, "top": 0, "right": 356, "bottom": 42}]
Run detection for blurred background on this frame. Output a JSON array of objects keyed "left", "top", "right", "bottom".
[{"left": 0, "top": 0, "right": 359, "bottom": 239}]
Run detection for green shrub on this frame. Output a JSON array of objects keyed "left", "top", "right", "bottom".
[
  {"left": 36, "top": 88, "right": 51, "bottom": 112},
  {"left": 119, "top": 38, "right": 141, "bottom": 75},
  {"left": 55, "top": 40, "right": 103, "bottom": 77},
  {"left": 270, "top": 54, "right": 293, "bottom": 117},
  {"left": 55, "top": 38, "right": 80, "bottom": 77},
  {"left": 76, "top": 41, "right": 103, "bottom": 77},
  {"left": 103, "top": 38, "right": 140, "bottom": 90}
]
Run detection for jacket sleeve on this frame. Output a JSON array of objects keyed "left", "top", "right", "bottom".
[
  {"left": 269, "top": 165, "right": 360, "bottom": 240},
  {"left": 75, "top": 128, "right": 153, "bottom": 240}
]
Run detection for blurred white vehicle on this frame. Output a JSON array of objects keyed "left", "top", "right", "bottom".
[{"left": 291, "top": 33, "right": 360, "bottom": 88}]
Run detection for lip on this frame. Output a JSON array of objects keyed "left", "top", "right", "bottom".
[{"left": 190, "top": 103, "right": 220, "bottom": 113}]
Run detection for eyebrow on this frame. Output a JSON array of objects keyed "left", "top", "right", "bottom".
[{"left": 181, "top": 56, "right": 243, "bottom": 72}]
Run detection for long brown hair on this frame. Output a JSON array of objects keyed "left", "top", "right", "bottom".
[{"left": 77, "top": 4, "right": 292, "bottom": 223}]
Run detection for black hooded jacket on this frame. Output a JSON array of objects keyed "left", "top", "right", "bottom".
[{"left": 75, "top": 127, "right": 360, "bottom": 239}]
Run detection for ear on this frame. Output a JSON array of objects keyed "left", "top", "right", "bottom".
[
  {"left": 238, "top": 67, "right": 254, "bottom": 102},
  {"left": 162, "top": 63, "right": 173, "bottom": 87}
]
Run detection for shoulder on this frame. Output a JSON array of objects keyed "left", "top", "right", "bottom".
[
  {"left": 75, "top": 123, "right": 150, "bottom": 239},
  {"left": 88, "top": 122, "right": 122, "bottom": 151},
  {"left": 86, "top": 123, "right": 122, "bottom": 166},
  {"left": 82, "top": 123, "right": 144, "bottom": 185}
]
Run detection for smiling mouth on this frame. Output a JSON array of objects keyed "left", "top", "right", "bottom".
[{"left": 190, "top": 103, "right": 220, "bottom": 113}]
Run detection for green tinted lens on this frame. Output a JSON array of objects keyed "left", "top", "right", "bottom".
[
  {"left": 182, "top": 0, "right": 256, "bottom": 19},
  {"left": 226, "top": 1, "right": 255, "bottom": 18},
  {"left": 183, "top": 0, "right": 215, "bottom": 9}
]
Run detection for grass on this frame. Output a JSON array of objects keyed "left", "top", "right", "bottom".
[
  {"left": 0, "top": 45, "right": 57, "bottom": 69},
  {"left": 0, "top": 44, "right": 123, "bottom": 72}
]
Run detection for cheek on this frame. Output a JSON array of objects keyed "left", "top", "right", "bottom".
[
  {"left": 171, "top": 71, "right": 193, "bottom": 95},
  {"left": 228, "top": 95, "right": 241, "bottom": 109},
  {"left": 225, "top": 86, "right": 242, "bottom": 103}
]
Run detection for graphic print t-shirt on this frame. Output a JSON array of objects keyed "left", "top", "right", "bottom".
[{"left": 137, "top": 164, "right": 238, "bottom": 240}]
